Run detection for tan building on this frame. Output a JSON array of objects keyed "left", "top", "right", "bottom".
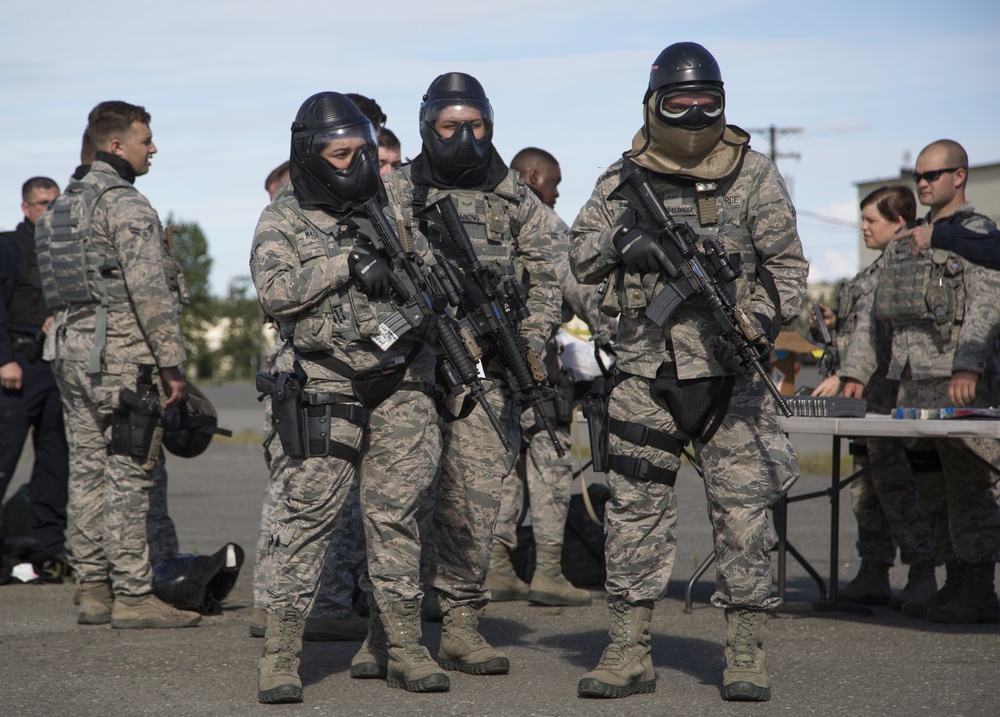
[{"left": 855, "top": 160, "right": 1000, "bottom": 269}]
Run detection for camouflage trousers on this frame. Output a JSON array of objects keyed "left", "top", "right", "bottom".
[
  {"left": 424, "top": 382, "right": 519, "bottom": 611},
  {"left": 848, "top": 438, "right": 936, "bottom": 567},
  {"left": 253, "top": 398, "right": 367, "bottom": 618},
  {"left": 56, "top": 359, "right": 157, "bottom": 595},
  {"left": 604, "top": 372, "right": 798, "bottom": 609},
  {"left": 897, "top": 377, "right": 1000, "bottom": 563},
  {"left": 260, "top": 387, "right": 441, "bottom": 616},
  {"left": 493, "top": 408, "right": 575, "bottom": 550}
]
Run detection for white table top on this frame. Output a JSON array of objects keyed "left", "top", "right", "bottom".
[{"left": 779, "top": 413, "right": 1000, "bottom": 439}]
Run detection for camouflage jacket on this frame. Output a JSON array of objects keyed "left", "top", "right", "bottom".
[
  {"left": 249, "top": 193, "right": 436, "bottom": 390},
  {"left": 41, "top": 160, "right": 186, "bottom": 370},
  {"left": 382, "top": 164, "right": 562, "bottom": 357},
  {"left": 569, "top": 153, "right": 808, "bottom": 380},
  {"left": 547, "top": 208, "right": 603, "bottom": 334},
  {"left": 841, "top": 204, "right": 1000, "bottom": 383}
]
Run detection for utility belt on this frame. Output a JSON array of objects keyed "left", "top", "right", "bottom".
[
  {"left": 257, "top": 345, "right": 434, "bottom": 460},
  {"left": 106, "top": 366, "right": 163, "bottom": 470},
  {"left": 581, "top": 367, "right": 683, "bottom": 487},
  {"left": 10, "top": 332, "right": 45, "bottom": 364}
]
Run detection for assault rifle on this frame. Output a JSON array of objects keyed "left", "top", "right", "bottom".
[
  {"left": 343, "top": 199, "right": 512, "bottom": 452},
  {"left": 609, "top": 164, "right": 792, "bottom": 417},
  {"left": 415, "top": 194, "right": 566, "bottom": 456},
  {"left": 812, "top": 302, "right": 839, "bottom": 379}
]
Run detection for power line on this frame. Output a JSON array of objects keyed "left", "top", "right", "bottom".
[
  {"left": 797, "top": 210, "right": 857, "bottom": 229},
  {"left": 746, "top": 125, "right": 803, "bottom": 164}
]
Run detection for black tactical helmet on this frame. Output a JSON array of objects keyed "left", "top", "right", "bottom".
[
  {"left": 419, "top": 73, "right": 495, "bottom": 171},
  {"left": 289, "top": 91, "right": 381, "bottom": 213},
  {"left": 162, "top": 382, "right": 232, "bottom": 458},
  {"left": 152, "top": 543, "right": 244, "bottom": 615},
  {"left": 645, "top": 42, "right": 725, "bottom": 128}
]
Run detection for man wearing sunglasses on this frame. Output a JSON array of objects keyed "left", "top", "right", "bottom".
[
  {"left": 842, "top": 139, "right": 1000, "bottom": 624},
  {"left": 570, "top": 42, "right": 808, "bottom": 702}
]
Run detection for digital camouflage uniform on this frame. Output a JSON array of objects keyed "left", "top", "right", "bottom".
[
  {"left": 36, "top": 159, "right": 187, "bottom": 596},
  {"left": 569, "top": 153, "right": 808, "bottom": 610},
  {"left": 251, "top": 184, "right": 368, "bottom": 622},
  {"left": 841, "top": 205, "right": 1000, "bottom": 566},
  {"left": 495, "top": 209, "right": 603, "bottom": 551},
  {"left": 250, "top": 192, "right": 441, "bottom": 617},
  {"left": 383, "top": 164, "right": 561, "bottom": 611},
  {"left": 830, "top": 260, "right": 936, "bottom": 569}
]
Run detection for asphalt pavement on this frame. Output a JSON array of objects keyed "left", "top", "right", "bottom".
[{"left": 1, "top": 380, "right": 997, "bottom": 717}]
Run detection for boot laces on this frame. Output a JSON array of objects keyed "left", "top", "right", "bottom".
[
  {"left": 274, "top": 611, "right": 301, "bottom": 670},
  {"left": 455, "top": 608, "right": 487, "bottom": 646},
  {"left": 599, "top": 603, "right": 636, "bottom": 666},
  {"left": 729, "top": 609, "right": 760, "bottom": 668}
]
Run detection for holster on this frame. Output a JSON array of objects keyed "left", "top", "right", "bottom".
[
  {"left": 256, "top": 371, "right": 306, "bottom": 458},
  {"left": 109, "top": 383, "right": 163, "bottom": 470},
  {"left": 582, "top": 376, "right": 610, "bottom": 473}
]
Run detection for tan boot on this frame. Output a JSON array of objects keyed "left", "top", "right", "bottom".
[
  {"left": 382, "top": 600, "right": 450, "bottom": 692},
  {"left": 485, "top": 541, "right": 529, "bottom": 601},
  {"left": 110, "top": 594, "right": 201, "bottom": 629},
  {"left": 528, "top": 543, "right": 592, "bottom": 607},
  {"left": 350, "top": 596, "right": 388, "bottom": 679},
  {"left": 722, "top": 607, "right": 770, "bottom": 701},
  {"left": 77, "top": 582, "right": 114, "bottom": 625},
  {"left": 249, "top": 607, "right": 266, "bottom": 637},
  {"left": 439, "top": 605, "right": 510, "bottom": 675},
  {"left": 258, "top": 608, "right": 304, "bottom": 704},
  {"left": 578, "top": 601, "right": 655, "bottom": 698}
]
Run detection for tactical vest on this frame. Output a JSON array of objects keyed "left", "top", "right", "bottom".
[
  {"left": 35, "top": 170, "right": 186, "bottom": 372},
  {"left": 5, "top": 224, "right": 50, "bottom": 330},
  {"left": 272, "top": 200, "right": 394, "bottom": 351},
  {"left": 875, "top": 216, "right": 978, "bottom": 343},
  {"left": 397, "top": 167, "right": 528, "bottom": 285}
]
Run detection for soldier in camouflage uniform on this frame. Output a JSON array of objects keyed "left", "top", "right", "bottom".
[
  {"left": 250, "top": 93, "right": 446, "bottom": 703},
  {"left": 382, "top": 73, "right": 561, "bottom": 674},
  {"left": 248, "top": 177, "right": 367, "bottom": 644},
  {"left": 488, "top": 147, "right": 603, "bottom": 607},
  {"left": 569, "top": 43, "right": 807, "bottom": 702},
  {"left": 842, "top": 139, "right": 1000, "bottom": 624},
  {"left": 810, "top": 186, "right": 938, "bottom": 608},
  {"left": 34, "top": 101, "right": 200, "bottom": 629}
]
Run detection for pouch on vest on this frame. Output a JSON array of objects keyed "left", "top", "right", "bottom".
[{"left": 651, "top": 361, "right": 733, "bottom": 442}]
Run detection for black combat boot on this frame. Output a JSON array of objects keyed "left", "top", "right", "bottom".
[{"left": 926, "top": 561, "right": 1000, "bottom": 624}]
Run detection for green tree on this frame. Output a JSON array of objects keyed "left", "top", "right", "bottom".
[
  {"left": 216, "top": 275, "right": 264, "bottom": 382},
  {"left": 165, "top": 214, "right": 216, "bottom": 379}
]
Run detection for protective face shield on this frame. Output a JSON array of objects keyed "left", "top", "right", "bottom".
[
  {"left": 290, "top": 92, "right": 382, "bottom": 213},
  {"left": 654, "top": 88, "right": 725, "bottom": 129},
  {"left": 152, "top": 543, "right": 244, "bottom": 615},
  {"left": 419, "top": 73, "right": 495, "bottom": 172},
  {"left": 162, "top": 382, "right": 232, "bottom": 458}
]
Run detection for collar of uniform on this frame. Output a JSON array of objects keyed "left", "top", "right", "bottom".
[{"left": 94, "top": 151, "right": 136, "bottom": 184}]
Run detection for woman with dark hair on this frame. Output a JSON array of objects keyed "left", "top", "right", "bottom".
[{"left": 809, "top": 185, "right": 938, "bottom": 608}]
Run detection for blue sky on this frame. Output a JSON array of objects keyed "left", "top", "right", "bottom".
[{"left": 3, "top": 0, "right": 999, "bottom": 294}]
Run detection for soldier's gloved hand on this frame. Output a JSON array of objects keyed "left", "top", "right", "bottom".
[
  {"left": 348, "top": 252, "right": 393, "bottom": 299},
  {"left": 713, "top": 336, "right": 748, "bottom": 376},
  {"left": 613, "top": 226, "right": 663, "bottom": 274}
]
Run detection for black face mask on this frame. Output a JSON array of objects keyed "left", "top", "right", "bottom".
[
  {"left": 420, "top": 119, "right": 493, "bottom": 172},
  {"left": 291, "top": 145, "right": 382, "bottom": 215}
]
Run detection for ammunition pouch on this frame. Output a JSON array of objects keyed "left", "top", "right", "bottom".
[
  {"left": 109, "top": 381, "right": 162, "bottom": 470},
  {"left": 256, "top": 370, "right": 370, "bottom": 460}
]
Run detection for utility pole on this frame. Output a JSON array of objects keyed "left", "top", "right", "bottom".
[{"left": 746, "top": 125, "right": 803, "bottom": 163}]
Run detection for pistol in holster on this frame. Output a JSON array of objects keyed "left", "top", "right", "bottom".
[
  {"left": 256, "top": 370, "right": 306, "bottom": 458},
  {"left": 110, "top": 368, "right": 163, "bottom": 470},
  {"left": 581, "top": 376, "right": 610, "bottom": 473}
]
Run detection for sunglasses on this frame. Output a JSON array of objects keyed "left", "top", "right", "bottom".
[{"left": 911, "top": 167, "right": 962, "bottom": 184}]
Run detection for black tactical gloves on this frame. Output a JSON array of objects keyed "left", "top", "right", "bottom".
[
  {"left": 348, "top": 252, "right": 393, "bottom": 299},
  {"left": 613, "top": 225, "right": 663, "bottom": 274}
]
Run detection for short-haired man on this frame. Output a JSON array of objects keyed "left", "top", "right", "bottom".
[
  {"left": 264, "top": 161, "right": 290, "bottom": 200},
  {"left": 842, "top": 139, "right": 1000, "bottom": 623},
  {"left": 378, "top": 128, "right": 402, "bottom": 177},
  {"left": 0, "top": 177, "right": 70, "bottom": 568},
  {"left": 35, "top": 101, "right": 200, "bottom": 628},
  {"left": 487, "top": 147, "right": 602, "bottom": 607}
]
